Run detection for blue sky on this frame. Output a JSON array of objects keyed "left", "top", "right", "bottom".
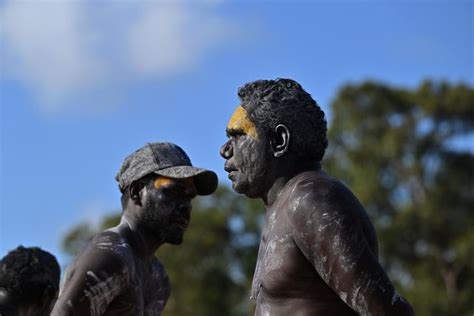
[{"left": 1, "top": 0, "right": 472, "bottom": 267}]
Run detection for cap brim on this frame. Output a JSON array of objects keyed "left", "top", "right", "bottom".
[{"left": 154, "top": 166, "right": 218, "bottom": 196}]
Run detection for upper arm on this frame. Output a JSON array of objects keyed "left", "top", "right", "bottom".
[
  {"left": 288, "top": 181, "right": 413, "bottom": 316},
  {"left": 146, "top": 259, "right": 171, "bottom": 314},
  {"left": 52, "top": 247, "right": 129, "bottom": 316}
]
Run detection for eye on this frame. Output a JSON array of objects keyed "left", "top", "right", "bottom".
[
  {"left": 161, "top": 183, "right": 193, "bottom": 200},
  {"left": 160, "top": 186, "right": 178, "bottom": 198},
  {"left": 232, "top": 133, "right": 245, "bottom": 140}
]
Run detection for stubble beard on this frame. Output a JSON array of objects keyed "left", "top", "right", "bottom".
[
  {"left": 141, "top": 198, "right": 167, "bottom": 243},
  {"left": 235, "top": 161, "right": 269, "bottom": 199}
]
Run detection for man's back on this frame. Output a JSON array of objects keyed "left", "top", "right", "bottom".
[
  {"left": 252, "top": 170, "right": 410, "bottom": 316},
  {"left": 54, "top": 229, "right": 170, "bottom": 316}
]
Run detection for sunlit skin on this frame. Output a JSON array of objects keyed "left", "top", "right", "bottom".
[
  {"left": 221, "top": 105, "right": 414, "bottom": 316},
  {"left": 221, "top": 105, "right": 270, "bottom": 198},
  {"left": 52, "top": 175, "right": 197, "bottom": 316},
  {"left": 227, "top": 105, "right": 258, "bottom": 139}
]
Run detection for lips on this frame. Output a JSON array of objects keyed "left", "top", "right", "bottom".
[
  {"left": 224, "top": 163, "right": 238, "bottom": 181},
  {"left": 228, "top": 171, "right": 238, "bottom": 181},
  {"left": 224, "top": 161, "right": 237, "bottom": 173}
]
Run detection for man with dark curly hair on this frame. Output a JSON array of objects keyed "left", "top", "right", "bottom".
[
  {"left": 0, "top": 246, "right": 60, "bottom": 316},
  {"left": 220, "top": 78, "right": 414, "bottom": 315}
]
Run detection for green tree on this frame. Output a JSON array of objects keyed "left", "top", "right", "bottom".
[
  {"left": 324, "top": 80, "right": 474, "bottom": 316},
  {"left": 61, "top": 186, "right": 263, "bottom": 316}
]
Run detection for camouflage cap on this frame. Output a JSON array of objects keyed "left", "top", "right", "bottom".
[{"left": 115, "top": 142, "right": 218, "bottom": 195}]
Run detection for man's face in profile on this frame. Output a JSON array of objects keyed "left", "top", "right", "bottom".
[
  {"left": 221, "top": 105, "right": 269, "bottom": 198},
  {"left": 140, "top": 176, "right": 197, "bottom": 245}
]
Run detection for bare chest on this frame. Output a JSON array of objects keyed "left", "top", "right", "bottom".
[
  {"left": 105, "top": 259, "right": 169, "bottom": 316},
  {"left": 251, "top": 208, "right": 316, "bottom": 301}
]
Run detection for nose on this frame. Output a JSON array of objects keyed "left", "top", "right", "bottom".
[{"left": 220, "top": 140, "right": 233, "bottom": 159}]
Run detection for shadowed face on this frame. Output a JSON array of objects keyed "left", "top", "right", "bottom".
[
  {"left": 220, "top": 105, "right": 269, "bottom": 198},
  {"left": 0, "top": 275, "right": 59, "bottom": 316},
  {"left": 141, "top": 176, "right": 197, "bottom": 245}
]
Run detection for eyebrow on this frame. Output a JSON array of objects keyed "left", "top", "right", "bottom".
[
  {"left": 162, "top": 180, "right": 196, "bottom": 195},
  {"left": 158, "top": 181, "right": 184, "bottom": 193},
  {"left": 226, "top": 127, "right": 245, "bottom": 137},
  {"left": 159, "top": 178, "right": 193, "bottom": 188}
]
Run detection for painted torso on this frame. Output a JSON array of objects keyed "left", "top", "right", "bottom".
[
  {"left": 54, "top": 230, "right": 170, "bottom": 316},
  {"left": 252, "top": 171, "right": 379, "bottom": 316},
  {"left": 100, "top": 250, "right": 169, "bottom": 316}
]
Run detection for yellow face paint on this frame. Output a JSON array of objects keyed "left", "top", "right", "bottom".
[
  {"left": 154, "top": 177, "right": 174, "bottom": 189},
  {"left": 227, "top": 105, "right": 258, "bottom": 139},
  {"left": 154, "top": 176, "right": 194, "bottom": 190}
]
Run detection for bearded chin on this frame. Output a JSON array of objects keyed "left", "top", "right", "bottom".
[
  {"left": 238, "top": 164, "right": 268, "bottom": 199},
  {"left": 142, "top": 201, "right": 184, "bottom": 245},
  {"left": 143, "top": 218, "right": 183, "bottom": 245},
  {"left": 141, "top": 201, "right": 166, "bottom": 242},
  {"left": 165, "top": 232, "right": 184, "bottom": 245}
]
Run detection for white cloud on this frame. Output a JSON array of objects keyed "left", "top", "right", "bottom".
[
  {"left": 0, "top": 1, "right": 241, "bottom": 112},
  {"left": 1, "top": 1, "right": 104, "bottom": 110},
  {"left": 128, "top": 3, "right": 230, "bottom": 77}
]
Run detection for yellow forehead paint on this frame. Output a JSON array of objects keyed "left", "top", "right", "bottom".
[
  {"left": 154, "top": 176, "right": 194, "bottom": 190},
  {"left": 154, "top": 177, "right": 174, "bottom": 189},
  {"left": 227, "top": 105, "right": 258, "bottom": 139}
]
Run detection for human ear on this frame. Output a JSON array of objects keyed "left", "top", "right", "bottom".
[
  {"left": 129, "top": 181, "right": 143, "bottom": 206},
  {"left": 271, "top": 124, "right": 290, "bottom": 158}
]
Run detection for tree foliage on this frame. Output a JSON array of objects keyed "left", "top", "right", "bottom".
[{"left": 324, "top": 80, "right": 474, "bottom": 316}]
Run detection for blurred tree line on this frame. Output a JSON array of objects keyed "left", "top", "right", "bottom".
[{"left": 62, "top": 80, "right": 473, "bottom": 316}]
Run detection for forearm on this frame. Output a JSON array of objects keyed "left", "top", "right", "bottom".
[
  {"left": 293, "top": 226, "right": 412, "bottom": 315},
  {"left": 51, "top": 295, "right": 89, "bottom": 316},
  {"left": 346, "top": 275, "right": 413, "bottom": 315}
]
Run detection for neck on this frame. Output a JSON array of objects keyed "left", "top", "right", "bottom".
[
  {"left": 262, "top": 159, "right": 321, "bottom": 206},
  {"left": 118, "top": 214, "right": 163, "bottom": 258}
]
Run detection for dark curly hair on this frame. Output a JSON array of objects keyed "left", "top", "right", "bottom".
[
  {"left": 238, "top": 78, "right": 328, "bottom": 162},
  {"left": 0, "top": 246, "right": 60, "bottom": 306}
]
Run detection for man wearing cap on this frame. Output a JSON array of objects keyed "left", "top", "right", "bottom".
[
  {"left": 52, "top": 142, "right": 218, "bottom": 316},
  {"left": 220, "top": 79, "right": 414, "bottom": 315}
]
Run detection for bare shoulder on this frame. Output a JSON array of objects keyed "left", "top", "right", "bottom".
[
  {"left": 285, "top": 170, "right": 365, "bottom": 229},
  {"left": 91, "top": 230, "right": 134, "bottom": 258},
  {"left": 68, "top": 230, "right": 133, "bottom": 277},
  {"left": 286, "top": 171, "right": 355, "bottom": 211},
  {"left": 54, "top": 231, "right": 133, "bottom": 315}
]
